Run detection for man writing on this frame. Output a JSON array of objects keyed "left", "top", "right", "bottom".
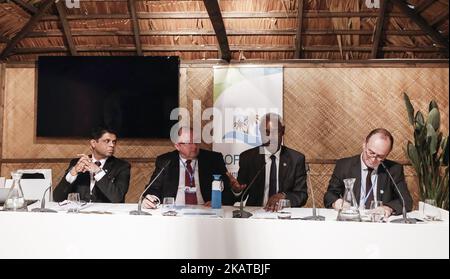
[{"left": 324, "top": 128, "right": 413, "bottom": 217}]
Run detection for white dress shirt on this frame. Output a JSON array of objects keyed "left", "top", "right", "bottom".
[
  {"left": 263, "top": 147, "right": 281, "bottom": 206},
  {"left": 65, "top": 156, "right": 107, "bottom": 193},
  {"left": 175, "top": 156, "right": 204, "bottom": 205},
  {"left": 359, "top": 154, "right": 379, "bottom": 208}
]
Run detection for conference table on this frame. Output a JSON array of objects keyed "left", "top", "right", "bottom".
[{"left": 0, "top": 202, "right": 448, "bottom": 259}]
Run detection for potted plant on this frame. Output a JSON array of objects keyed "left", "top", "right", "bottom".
[{"left": 403, "top": 93, "right": 449, "bottom": 210}]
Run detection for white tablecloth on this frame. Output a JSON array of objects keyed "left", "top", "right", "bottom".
[{"left": 0, "top": 202, "right": 448, "bottom": 259}]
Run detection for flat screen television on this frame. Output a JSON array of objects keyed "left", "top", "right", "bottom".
[{"left": 36, "top": 56, "right": 179, "bottom": 139}]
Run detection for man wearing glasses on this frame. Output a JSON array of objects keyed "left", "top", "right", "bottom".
[
  {"left": 324, "top": 128, "right": 413, "bottom": 218},
  {"left": 142, "top": 127, "right": 233, "bottom": 208},
  {"left": 54, "top": 126, "right": 131, "bottom": 203}
]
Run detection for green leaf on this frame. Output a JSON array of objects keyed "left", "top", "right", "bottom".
[
  {"left": 403, "top": 93, "right": 415, "bottom": 125},
  {"left": 442, "top": 137, "right": 449, "bottom": 166},
  {"left": 407, "top": 141, "right": 420, "bottom": 168},
  {"left": 429, "top": 100, "right": 438, "bottom": 112},
  {"left": 427, "top": 108, "right": 440, "bottom": 131},
  {"left": 415, "top": 111, "right": 425, "bottom": 127}
]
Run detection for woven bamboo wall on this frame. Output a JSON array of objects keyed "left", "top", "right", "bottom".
[{"left": 1, "top": 64, "right": 448, "bottom": 207}]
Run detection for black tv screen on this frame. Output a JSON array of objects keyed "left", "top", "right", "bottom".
[{"left": 36, "top": 56, "right": 179, "bottom": 139}]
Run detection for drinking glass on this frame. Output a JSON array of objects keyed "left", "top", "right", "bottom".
[
  {"left": 276, "top": 199, "right": 292, "bottom": 219},
  {"left": 423, "top": 199, "right": 441, "bottom": 221},
  {"left": 161, "top": 197, "right": 177, "bottom": 216},
  {"left": 67, "top": 193, "right": 80, "bottom": 213},
  {"left": 369, "top": 201, "right": 384, "bottom": 223}
]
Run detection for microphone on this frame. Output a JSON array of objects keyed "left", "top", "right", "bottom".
[
  {"left": 232, "top": 162, "right": 266, "bottom": 218},
  {"left": 130, "top": 160, "right": 171, "bottom": 216},
  {"left": 301, "top": 163, "right": 325, "bottom": 221},
  {"left": 31, "top": 184, "right": 57, "bottom": 213},
  {"left": 380, "top": 161, "right": 416, "bottom": 224}
]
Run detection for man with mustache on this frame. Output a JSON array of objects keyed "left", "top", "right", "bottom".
[{"left": 54, "top": 127, "right": 130, "bottom": 203}]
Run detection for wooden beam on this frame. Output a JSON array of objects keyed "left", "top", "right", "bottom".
[
  {"left": 12, "top": 45, "right": 447, "bottom": 54},
  {"left": 128, "top": 0, "right": 143, "bottom": 56},
  {"left": 304, "top": 46, "right": 446, "bottom": 52},
  {"left": 392, "top": 0, "right": 449, "bottom": 52},
  {"left": 26, "top": 29, "right": 428, "bottom": 38},
  {"left": 0, "top": 0, "right": 54, "bottom": 61},
  {"left": 40, "top": 11, "right": 408, "bottom": 21},
  {"left": 55, "top": 1, "right": 77, "bottom": 56},
  {"left": 294, "top": 0, "right": 304, "bottom": 59},
  {"left": 415, "top": 0, "right": 435, "bottom": 14},
  {"left": 430, "top": 10, "right": 449, "bottom": 26},
  {"left": 5, "top": 59, "right": 450, "bottom": 69},
  {"left": 202, "top": 0, "right": 231, "bottom": 61},
  {"left": 371, "top": 0, "right": 388, "bottom": 58},
  {"left": 0, "top": 35, "right": 10, "bottom": 43},
  {"left": 10, "top": 0, "right": 38, "bottom": 14},
  {"left": 0, "top": 63, "right": 6, "bottom": 171}
]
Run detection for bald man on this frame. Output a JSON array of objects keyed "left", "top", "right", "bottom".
[{"left": 324, "top": 128, "right": 413, "bottom": 217}]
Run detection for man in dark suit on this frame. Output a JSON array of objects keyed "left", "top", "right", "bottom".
[
  {"left": 142, "top": 127, "right": 233, "bottom": 208},
  {"left": 231, "top": 113, "right": 308, "bottom": 211},
  {"left": 324, "top": 128, "right": 413, "bottom": 217},
  {"left": 54, "top": 127, "right": 131, "bottom": 203}
]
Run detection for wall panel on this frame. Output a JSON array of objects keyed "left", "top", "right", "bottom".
[{"left": 1, "top": 63, "right": 448, "bottom": 208}]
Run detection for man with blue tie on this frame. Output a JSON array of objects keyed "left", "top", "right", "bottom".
[
  {"left": 230, "top": 113, "right": 308, "bottom": 211},
  {"left": 323, "top": 128, "right": 413, "bottom": 218}
]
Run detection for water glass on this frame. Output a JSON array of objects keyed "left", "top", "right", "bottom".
[
  {"left": 369, "top": 201, "right": 384, "bottom": 223},
  {"left": 276, "top": 199, "right": 292, "bottom": 219},
  {"left": 161, "top": 197, "right": 177, "bottom": 216},
  {"left": 423, "top": 199, "right": 441, "bottom": 221},
  {"left": 67, "top": 192, "right": 80, "bottom": 213}
]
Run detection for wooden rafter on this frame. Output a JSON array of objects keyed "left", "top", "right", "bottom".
[
  {"left": 26, "top": 29, "right": 429, "bottom": 37},
  {"left": 0, "top": 35, "right": 10, "bottom": 43},
  {"left": 0, "top": 0, "right": 54, "bottom": 61},
  {"left": 202, "top": 0, "right": 231, "bottom": 62},
  {"left": 430, "top": 10, "right": 449, "bottom": 26},
  {"left": 294, "top": 0, "right": 304, "bottom": 59},
  {"left": 10, "top": 0, "right": 38, "bottom": 14},
  {"left": 371, "top": 0, "right": 388, "bottom": 58},
  {"left": 415, "top": 0, "right": 435, "bottom": 14},
  {"left": 55, "top": 0, "right": 77, "bottom": 56},
  {"left": 128, "top": 0, "right": 143, "bottom": 56},
  {"left": 40, "top": 11, "right": 409, "bottom": 21},
  {"left": 392, "top": 0, "right": 449, "bottom": 52},
  {"left": 12, "top": 45, "right": 447, "bottom": 54}
]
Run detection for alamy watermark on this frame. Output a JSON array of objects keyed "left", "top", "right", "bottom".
[{"left": 168, "top": 100, "right": 282, "bottom": 152}]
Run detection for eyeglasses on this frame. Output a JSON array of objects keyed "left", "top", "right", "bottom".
[
  {"left": 178, "top": 142, "right": 199, "bottom": 146},
  {"left": 365, "top": 147, "right": 388, "bottom": 161}
]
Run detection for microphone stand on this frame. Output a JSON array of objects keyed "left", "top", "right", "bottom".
[
  {"left": 380, "top": 161, "right": 416, "bottom": 224},
  {"left": 130, "top": 160, "right": 170, "bottom": 216},
  {"left": 232, "top": 163, "right": 266, "bottom": 218},
  {"left": 301, "top": 164, "right": 325, "bottom": 221},
  {"left": 31, "top": 184, "right": 57, "bottom": 213}
]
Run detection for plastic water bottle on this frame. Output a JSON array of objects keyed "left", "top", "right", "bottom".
[{"left": 211, "top": 175, "right": 223, "bottom": 209}]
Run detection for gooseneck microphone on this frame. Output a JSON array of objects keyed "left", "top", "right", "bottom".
[
  {"left": 130, "top": 160, "right": 171, "bottom": 216},
  {"left": 232, "top": 162, "right": 267, "bottom": 218},
  {"left": 380, "top": 161, "right": 416, "bottom": 224},
  {"left": 301, "top": 163, "right": 325, "bottom": 221},
  {"left": 31, "top": 184, "right": 57, "bottom": 213}
]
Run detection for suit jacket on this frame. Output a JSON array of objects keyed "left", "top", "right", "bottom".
[
  {"left": 237, "top": 145, "right": 308, "bottom": 207},
  {"left": 323, "top": 155, "right": 413, "bottom": 214},
  {"left": 54, "top": 156, "right": 131, "bottom": 203},
  {"left": 143, "top": 149, "right": 234, "bottom": 205}
]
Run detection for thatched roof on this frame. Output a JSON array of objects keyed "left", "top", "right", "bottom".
[{"left": 0, "top": 0, "right": 448, "bottom": 62}]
